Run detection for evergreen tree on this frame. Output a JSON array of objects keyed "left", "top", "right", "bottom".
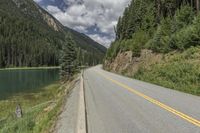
[
  {"left": 60, "top": 34, "right": 77, "bottom": 81},
  {"left": 0, "top": 0, "right": 106, "bottom": 68},
  {"left": 106, "top": 0, "right": 200, "bottom": 60},
  {"left": 116, "top": 17, "right": 122, "bottom": 40}
]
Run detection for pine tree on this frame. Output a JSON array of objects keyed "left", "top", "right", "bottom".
[
  {"left": 60, "top": 34, "right": 77, "bottom": 81},
  {"left": 116, "top": 17, "right": 122, "bottom": 40},
  {"left": 121, "top": 7, "right": 130, "bottom": 39}
]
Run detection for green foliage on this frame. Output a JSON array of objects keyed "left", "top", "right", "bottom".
[
  {"left": 147, "top": 26, "right": 163, "bottom": 52},
  {"left": 134, "top": 47, "right": 200, "bottom": 95},
  {"left": 60, "top": 34, "right": 77, "bottom": 81},
  {"left": 123, "top": 31, "right": 150, "bottom": 56},
  {"left": 170, "top": 14, "right": 200, "bottom": 50},
  {"left": 0, "top": 0, "right": 66, "bottom": 68},
  {"left": 172, "top": 5, "right": 195, "bottom": 33},
  {"left": 116, "top": 0, "right": 153, "bottom": 40},
  {"left": 106, "top": 0, "right": 155, "bottom": 59},
  {"left": 148, "top": 5, "right": 195, "bottom": 53},
  {"left": 0, "top": 83, "right": 64, "bottom": 133},
  {"left": 106, "top": 41, "right": 121, "bottom": 60},
  {"left": 106, "top": 3, "right": 198, "bottom": 60},
  {"left": 105, "top": 1, "right": 200, "bottom": 96},
  {"left": 0, "top": 0, "right": 106, "bottom": 68},
  {"left": 67, "top": 28, "right": 106, "bottom": 65},
  {"left": 146, "top": 17, "right": 172, "bottom": 53},
  {"left": 106, "top": 30, "right": 150, "bottom": 60}
]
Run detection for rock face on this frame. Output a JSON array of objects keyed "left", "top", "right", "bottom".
[
  {"left": 104, "top": 49, "right": 163, "bottom": 77},
  {"left": 42, "top": 13, "right": 59, "bottom": 31},
  {"left": 12, "top": 0, "right": 60, "bottom": 31}
]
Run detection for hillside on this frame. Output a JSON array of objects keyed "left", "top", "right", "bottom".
[
  {"left": 104, "top": 0, "right": 200, "bottom": 95},
  {"left": 66, "top": 27, "right": 106, "bottom": 65},
  {"left": 0, "top": 0, "right": 106, "bottom": 68}
]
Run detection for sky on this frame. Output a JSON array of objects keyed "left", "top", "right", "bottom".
[{"left": 34, "top": 0, "right": 131, "bottom": 47}]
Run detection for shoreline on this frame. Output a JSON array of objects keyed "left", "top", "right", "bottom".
[{"left": 0, "top": 66, "right": 60, "bottom": 71}]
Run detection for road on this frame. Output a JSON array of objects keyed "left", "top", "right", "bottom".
[{"left": 83, "top": 65, "right": 200, "bottom": 133}]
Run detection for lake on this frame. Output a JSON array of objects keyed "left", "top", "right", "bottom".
[{"left": 0, "top": 68, "right": 60, "bottom": 100}]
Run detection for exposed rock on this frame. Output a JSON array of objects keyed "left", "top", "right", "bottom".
[
  {"left": 104, "top": 49, "right": 163, "bottom": 77},
  {"left": 12, "top": 0, "right": 60, "bottom": 31},
  {"left": 42, "top": 13, "right": 59, "bottom": 31}
]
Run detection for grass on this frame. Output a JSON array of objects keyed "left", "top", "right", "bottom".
[
  {"left": 0, "top": 66, "right": 60, "bottom": 71},
  {"left": 0, "top": 77, "right": 77, "bottom": 133},
  {"left": 134, "top": 47, "right": 200, "bottom": 95}
]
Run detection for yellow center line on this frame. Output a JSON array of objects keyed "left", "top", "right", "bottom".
[{"left": 95, "top": 70, "right": 200, "bottom": 127}]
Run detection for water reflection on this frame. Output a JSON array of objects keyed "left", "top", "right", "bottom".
[{"left": 0, "top": 69, "right": 59, "bottom": 100}]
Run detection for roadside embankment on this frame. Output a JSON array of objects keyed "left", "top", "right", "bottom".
[
  {"left": 54, "top": 72, "right": 86, "bottom": 133},
  {"left": 104, "top": 47, "right": 200, "bottom": 95}
]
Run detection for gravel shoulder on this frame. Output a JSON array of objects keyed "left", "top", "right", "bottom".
[{"left": 54, "top": 80, "right": 80, "bottom": 133}]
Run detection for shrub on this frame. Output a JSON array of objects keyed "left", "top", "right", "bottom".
[
  {"left": 106, "top": 41, "right": 121, "bottom": 60},
  {"left": 134, "top": 47, "right": 200, "bottom": 95},
  {"left": 128, "top": 31, "right": 149, "bottom": 56},
  {"left": 172, "top": 5, "right": 195, "bottom": 33},
  {"left": 147, "top": 5, "right": 195, "bottom": 53},
  {"left": 170, "top": 14, "right": 200, "bottom": 50}
]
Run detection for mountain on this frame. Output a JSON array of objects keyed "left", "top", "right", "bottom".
[
  {"left": 0, "top": 0, "right": 106, "bottom": 68},
  {"left": 104, "top": 0, "right": 200, "bottom": 95},
  {"left": 35, "top": 0, "right": 107, "bottom": 64},
  {"left": 66, "top": 27, "right": 106, "bottom": 65}
]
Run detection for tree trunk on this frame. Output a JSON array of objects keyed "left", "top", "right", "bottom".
[
  {"left": 197, "top": 0, "right": 199, "bottom": 13},
  {"left": 155, "top": 0, "right": 161, "bottom": 24},
  {"left": 191, "top": 0, "right": 193, "bottom": 8}
]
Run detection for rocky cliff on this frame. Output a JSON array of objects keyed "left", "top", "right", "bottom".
[{"left": 104, "top": 49, "right": 163, "bottom": 77}]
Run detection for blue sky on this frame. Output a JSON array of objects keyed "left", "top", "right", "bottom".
[{"left": 34, "top": 0, "right": 131, "bottom": 47}]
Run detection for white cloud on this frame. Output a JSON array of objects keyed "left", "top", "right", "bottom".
[
  {"left": 89, "top": 34, "right": 114, "bottom": 48},
  {"left": 34, "top": 0, "right": 43, "bottom": 3},
  {"left": 46, "top": 5, "right": 61, "bottom": 14},
  {"left": 44, "top": 0, "right": 131, "bottom": 47}
]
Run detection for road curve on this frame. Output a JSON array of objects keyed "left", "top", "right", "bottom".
[{"left": 83, "top": 65, "right": 200, "bottom": 133}]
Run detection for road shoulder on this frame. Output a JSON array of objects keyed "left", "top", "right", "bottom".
[{"left": 54, "top": 74, "right": 86, "bottom": 133}]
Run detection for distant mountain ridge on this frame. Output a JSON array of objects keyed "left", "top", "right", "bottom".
[
  {"left": 34, "top": 0, "right": 107, "bottom": 57},
  {"left": 0, "top": 0, "right": 106, "bottom": 67}
]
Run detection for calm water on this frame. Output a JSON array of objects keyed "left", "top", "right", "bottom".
[{"left": 0, "top": 69, "right": 59, "bottom": 100}]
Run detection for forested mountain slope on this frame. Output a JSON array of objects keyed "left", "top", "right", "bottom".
[
  {"left": 0, "top": 0, "right": 106, "bottom": 68},
  {"left": 66, "top": 27, "right": 106, "bottom": 65},
  {"left": 104, "top": 0, "right": 200, "bottom": 95}
]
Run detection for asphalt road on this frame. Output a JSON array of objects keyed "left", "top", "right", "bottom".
[{"left": 84, "top": 65, "right": 200, "bottom": 133}]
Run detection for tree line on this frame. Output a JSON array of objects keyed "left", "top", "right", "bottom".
[
  {"left": 0, "top": 11, "right": 63, "bottom": 68},
  {"left": 0, "top": 0, "right": 105, "bottom": 71},
  {"left": 106, "top": 0, "right": 200, "bottom": 59},
  {"left": 0, "top": 12, "right": 102, "bottom": 69},
  {"left": 0, "top": 10, "right": 100, "bottom": 81},
  {"left": 115, "top": 0, "right": 200, "bottom": 40}
]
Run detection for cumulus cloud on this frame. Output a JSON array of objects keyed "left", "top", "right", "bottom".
[
  {"left": 46, "top": 5, "right": 61, "bottom": 14},
  {"left": 44, "top": 0, "right": 131, "bottom": 47},
  {"left": 89, "top": 34, "right": 114, "bottom": 48},
  {"left": 34, "top": 0, "right": 43, "bottom": 3}
]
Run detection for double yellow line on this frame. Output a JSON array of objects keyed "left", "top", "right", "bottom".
[{"left": 95, "top": 70, "right": 200, "bottom": 127}]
